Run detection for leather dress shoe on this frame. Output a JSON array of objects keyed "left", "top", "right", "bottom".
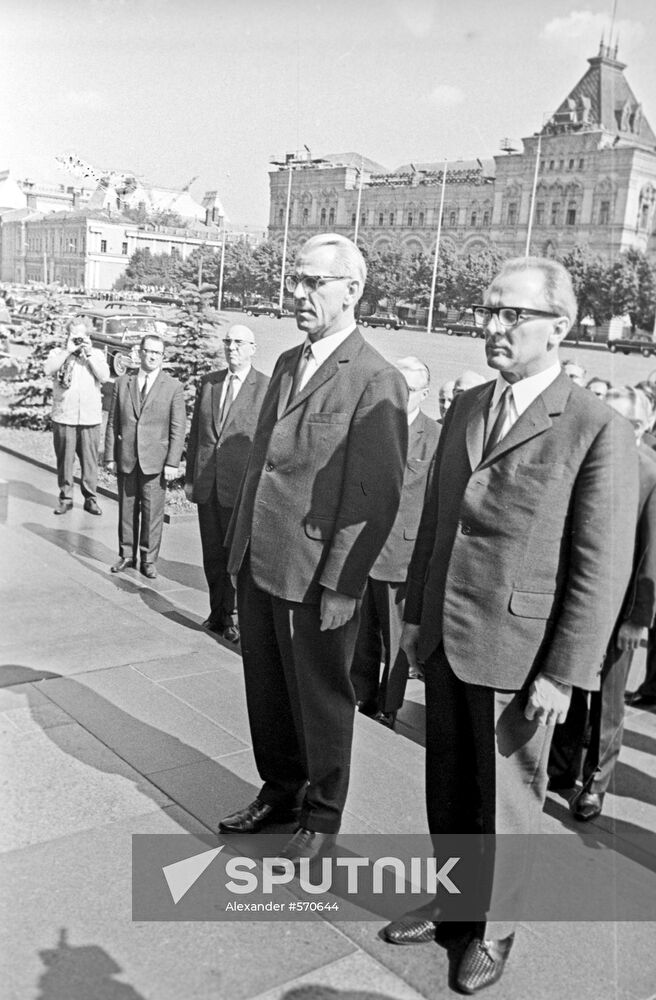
[
  {"left": 383, "top": 915, "right": 439, "bottom": 944},
  {"left": 54, "top": 500, "right": 73, "bottom": 515},
  {"left": 83, "top": 498, "right": 102, "bottom": 515},
  {"left": 547, "top": 773, "right": 576, "bottom": 791},
  {"left": 110, "top": 557, "right": 135, "bottom": 573},
  {"left": 571, "top": 790, "right": 604, "bottom": 821},
  {"left": 202, "top": 617, "right": 223, "bottom": 634},
  {"left": 356, "top": 700, "right": 378, "bottom": 717},
  {"left": 141, "top": 563, "right": 157, "bottom": 579},
  {"left": 408, "top": 666, "right": 424, "bottom": 681},
  {"left": 272, "top": 828, "right": 337, "bottom": 872},
  {"left": 625, "top": 692, "right": 656, "bottom": 709},
  {"left": 374, "top": 710, "right": 396, "bottom": 729},
  {"left": 223, "top": 624, "right": 240, "bottom": 644},
  {"left": 456, "top": 933, "right": 514, "bottom": 994},
  {"left": 219, "top": 798, "right": 299, "bottom": 834}
]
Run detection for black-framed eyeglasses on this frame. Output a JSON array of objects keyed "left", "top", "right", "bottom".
[
  {"left": 285, "top": 274, "right": 350, "bottom": 293},
  {"left": 471, "top": 305, "right": 563, "bottom": 329},
  {"left": 222, "top": 339, "right": 252, "bottom": 347}
]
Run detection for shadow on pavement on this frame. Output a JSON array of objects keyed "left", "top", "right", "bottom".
[
  {"left": 9, "top": 479, "right": 59, "bottom": 510},
  {"left": 544, "top": 795, "right": 656, "bottom": 875},
  {"left": 35, "top": 927, "right": 146, "bottom": 1000}
]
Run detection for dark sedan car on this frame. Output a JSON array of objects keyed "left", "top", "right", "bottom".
[
  {"left": 244, "top": 302, "right": 283, "bottom": 318},
  {"left": 444, "top": 310, "right": 484, "bottom": 338},
  {"left": 359, "top": 312, "right": 405, "bottom": 330},
  {"left": 607, "top": 337, "right": 656, "bottom": 358},
  {"left": 77, "top": 311, "right": 162, "bottom": 375}
]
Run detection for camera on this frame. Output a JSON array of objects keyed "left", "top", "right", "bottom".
[{"left": 72, "top": 336, "right": 85, "bottom": 346}]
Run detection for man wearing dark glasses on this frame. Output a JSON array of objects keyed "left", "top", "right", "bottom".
[
  {"left": 383, "top": 257, "right": 638, "bottom": 993},
  {"left": 221, "top": 233, "right": 408, "bottom": 865}
]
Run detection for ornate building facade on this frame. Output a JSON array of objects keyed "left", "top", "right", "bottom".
[{"left": 268, "top": 45, "right": 656, "bottom": 265}]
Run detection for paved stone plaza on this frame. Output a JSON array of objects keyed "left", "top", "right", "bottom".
[{"left": 1, "top": 446, "right": 655, "bottom": 1000}]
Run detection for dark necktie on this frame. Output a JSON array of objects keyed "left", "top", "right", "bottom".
[
  {"left": 289, "top": 344, "right": 313, "bottom": 401},
  {"left": 219, "top": 374, "right": 237, "bottom": 428},
  {"left": 140, "top": 375, "right": 148, "bottom": 409},
  {"left": 483, "top": 385, "right": 513, "bottom": 458}
]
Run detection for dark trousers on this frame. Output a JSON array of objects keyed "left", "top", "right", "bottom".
[
  {"left": 549, "top": 638, "right": 633, "bottom": 794},
  {"left": 237, "top": 563, "right": 361, "bottom": 833},
  {"left": 197, "top": 486, "right": 237, "bottom": 627},
  {"left": 350, "top": 578, "right": 409, "bottom": 713},
  {"left": 637, "top": 625, "right": 656, "bottom": 698},
  {"left": 422, "top": 644, "right": 554, "bottom": 939},
  {"left": 52, "top": 422, "right": 100, "bottom": 501},
  {"left": 117, "top": 464, "right": 165, "bottom": 565}
]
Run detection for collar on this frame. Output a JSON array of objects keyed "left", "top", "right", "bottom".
[
  {"left": 226, "top": 364, "right": 251, "bottom": 384},
  {"left": 491, "top": 363, "right": 561, "bottom": 416},
  {"left": 303, "top": 322, "right": 356, "bottom": 367}
]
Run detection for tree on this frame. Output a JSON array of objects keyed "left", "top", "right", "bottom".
[
  {"left": 607, "top": 248, "right": 656, "bottom": 333},
  {"left": 116, "top": 248, "right": 182, "bottom": 290},
  {"left": 405, "top": 243, "right": 459, "bottom": 312},
  {"left": 166, "top": 283, "right": 224, "bottom": 417},
  {"left": 363, "top": 242, "right": 411, "bottom": 312},
  {"left": 222, "top": 240, "right": 257, "bottom": 302},
  {"left": 454, "top": 247, "right": 506, "bottom": 310},
  {"left": 8, "top": 296, "right": 69, "bottom": 428},
  {"left": 558, "top": 245, "right": 610, "bottom": 326}
]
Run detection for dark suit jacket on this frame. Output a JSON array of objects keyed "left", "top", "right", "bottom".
[
  {"left": 621, "top": 446, "right": 656, "bottom": 628},
  {"left": 227, "top": 328, "right": 409, "bottom": 603},
  {"left": 371, "top": 410, "right": 440, "bottom": 582},
  {"left": 104, "top": 370, "right": 186, "bottom": 475},
  {"left": 185, "top": 366, "right": 269, "bottom": 507},
  {"left": 405, "top": 372, "right": 639, "bottom": 691}
]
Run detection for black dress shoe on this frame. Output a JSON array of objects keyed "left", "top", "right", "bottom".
[
  {"left": 374, "top": 710, "right": 396, "bottom": 729},
  {"left": 356, "top": 700, "right": 378, "bottom": 717},
  {"left": 456, "top": 933, "right": 514, "bottom": 994},
  {"left": 272, "top": 827, "right": 336, "bottom": 872},
  {"left": 218, "top": 798, "right": 299, "bottom": 834},
  {"left": 110, "top": 557, "right": 135, "bottom": 573},
  {"left": 625, "top": 692, "right": 656, "bottom": 709},
  {"left": 202, "top": 617, "right": 223, "bottom": 634},
  {"left": 571, "top": 790, "right": 604, "bottom": 821},
  {"left": 223, "top": 624, "right": 240, "bottom": 644},
  {"left": 54, "top": 500, "right": 73, "bottom": 515},
  {"left": 383, "top": 915, "right": 439, "bottom": 944},
  {"left": 547, "top": 773, "right": 576, "bottom": 791},
  {"left": 83, "top": 498, "right": 102, "bottom": 515},
  {"left": 141, "top": 563, "right": 157, "bottom": 579}
]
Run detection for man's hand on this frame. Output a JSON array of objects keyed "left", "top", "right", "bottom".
[
  {"left": 400, "top": 623, "right": 422, "bottom": 674},
  {"left": 320, "top": 588, "right": 356, "bottom": 631},
  {"left": 524, "top": 674, "right": 572, "bottom": 727},
  {"left": 164, "top": 465, "right": 179, "bottom": 482},
  {"left": 183, "top": 482, "right": 194, "bottom": 500},
  {"left": 617, "top": 621, "right": 646, "bottom": 652},
  {"left": 105, "top": 460, "right": 117, "bottom": 474}
]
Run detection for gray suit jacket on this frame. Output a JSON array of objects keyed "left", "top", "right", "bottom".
[
  {"left": 104, "top": 370, "right": 186, "bottom": 475},
  {"left": 227, "top": 329, "right": 409, "bottom": 603},
  {"left": 405, "top": 372, "right": 639, "bottom": 691}
]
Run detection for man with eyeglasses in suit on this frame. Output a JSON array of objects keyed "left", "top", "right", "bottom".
[
  {"left": 382, "top": 257, "right": 638, "bottom": 994},
  {"left": 220, "top": 234, "right": 408, "bottom": 867},
  {"left": 185, "top": 325, "right": 269, "bottom": 643}
]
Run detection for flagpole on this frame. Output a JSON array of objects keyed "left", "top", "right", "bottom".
[
  {"left": 427, "top": 159, "right": 448, "bottom": 334},
  {"left": 525, "top": 132, "right": 542, "bottom": 257},
  {"left": 354, "top": 155, "right": 364, "bottom": 245}
]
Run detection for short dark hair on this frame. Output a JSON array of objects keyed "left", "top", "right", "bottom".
[{"left": 140, "top": 334, "right": 165, "bottom": 352}]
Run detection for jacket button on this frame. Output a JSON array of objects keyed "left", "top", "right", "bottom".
[
  {"left": 265, "top": 462, "right": 274, "bottom": 471},
  {"left": 461, "top": 523, "right": 471, "bottom": 535}
]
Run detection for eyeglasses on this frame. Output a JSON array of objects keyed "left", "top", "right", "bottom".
[
  {"left": 141, "top": 349, "right": 163, "bottom": 356},
  {"left": 471, "top": 305, "right": 563, "bottom": 329},
  {"left": 285, "top": 274, "right": 350, "bottom": 293},
  {"left": 222, "top": 339, "right": 252, "bottom": 347}
]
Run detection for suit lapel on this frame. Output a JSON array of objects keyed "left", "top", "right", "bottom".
[
  {"left": 279, "top": 329, "right": 362, "bottom": 417},
  {"left": 466, "top": 384, "right": 494, "bottom": 471},
  {"left": 140, "top": 370, "right": 163, "bottom": 414},
  {"left": 277, "top": 351, "right": 298, "bottom": 419},
  {"left": 478, "top": 371, "right": 572, "bottom": 466},
  {"left": 219, "top": 368, "right": 251, "bottom": 438}
]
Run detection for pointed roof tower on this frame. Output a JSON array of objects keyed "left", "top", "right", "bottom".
[{"left": 541, "top": 41, "right": 656, "bottom": 149}]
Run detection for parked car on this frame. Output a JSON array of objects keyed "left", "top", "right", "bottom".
[
  {"left": 244, "top": 302, "right": 284, "bottom": 318},
  {"left": 607, "top": 337, "right": 656, "bottom": 358},
  {"left": 444, "top": 310, "right": 484, "bottom": 338},
  {"left": 359, "top": 312, "right": 405, "bottom": 330},
  {"left": 9, "top": 301, "right": 48, "bottom": 341},
  {"left": 77, "top": 310, "right": 163, "bottom": 375}
]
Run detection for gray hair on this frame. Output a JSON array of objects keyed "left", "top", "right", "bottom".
[
  {"left": 395, "top": 355, "right": 430, "bottom": 389},
  {"left": 490, "top": 256, "right": 578, "bottom": 327},
  {"left": 299, "top": 233, "right": 367, "bottom": 289}
]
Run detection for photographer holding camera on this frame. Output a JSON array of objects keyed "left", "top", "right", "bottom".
[{"left": 45, "top": 320, "right": 110, "bottom": 515}]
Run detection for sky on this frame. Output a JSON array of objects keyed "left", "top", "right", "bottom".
[{"left": 2, "top": 0, "right": 655, "bottom": 228}]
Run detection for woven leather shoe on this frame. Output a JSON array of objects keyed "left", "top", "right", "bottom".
[
  {"left": 223, "top": 624, "right": 241, "bottom": 644},
  {"left": 110, "top": 557, "right": 135, "bottom": 573},
  {"left": 218, "top": 798, "right": 298, "bottom": 834},
  {"left": 456, "top": 933, "right": 514, "bottom": 994},
  {"left": 272, "top": 828, "right": 336, "bottom": 872},
  {"left": 383, "top": 916, "right": 439, "bottom": 944},
  {"left": 141, "top": 563, "right": 157, "bottom": 579},
  {"left": 571, "top": 790, "right": 604, "bottom": 821}
]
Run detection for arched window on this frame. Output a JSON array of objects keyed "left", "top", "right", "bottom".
[
  {"left": 378, "top": 213, "right": 384, "bottom": 226},
  {"left": 389, "top": 212, "right": 395, "bottom": 226},
  {"left": 449, "top": 211, "right": 456, "bottom": 227},
  {"left": 328, "top": 207, "right": 335, "bottom": 226},
  {"left": 418, "top": 211, "right": 424, "bottom": 227},
  {"left": 407, "top": 212, "right": 413, "bottom": 227},
  {"left": 278, "top": 208, "right": 284, "bottom": 225},
  {"left": 482, "top": 211, "right": 490, "bottom": 226},
  {"left": 302, "top": 208, "right": 309, "bottom": 225},
  {"left": 470, "top": 212, "right": 477, "bottom": 227},
  {"left": 320, "top": 208, "right": 327, "bottom": 226},
  {"left": 351, "top": 212, "right": 356, "bottom": 226}
]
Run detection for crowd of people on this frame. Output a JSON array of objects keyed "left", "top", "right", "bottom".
[{"left": 44, "top": 233, "right": 655, "bottom": 995}]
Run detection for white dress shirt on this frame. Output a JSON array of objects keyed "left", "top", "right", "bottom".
[
  {"left": 297, "top": 323, "right": 356, "bottom": 392},
  {"left": 219, "top": 364, "right": 251, "bottom": 408},
  {"left": 137, "top": 369, "right": 160, "bottom": 398},
  {"left": 486, "top": 363, "right": 562, "bottom": 445}
]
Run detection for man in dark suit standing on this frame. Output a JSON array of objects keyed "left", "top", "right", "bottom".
[
  {"left": 105, "top": 334, "right": 186, "bottom": 580},
  {"left": 351, "top": 356, "right": 440, "bottom": 727},
  {"left": 185, "top": 325, "right": 269, "bottom": 643},
  {"left": 221, "top": 233, "right": 408, "bottom": 864},
  {"left": 383, "top": 258, "right": 638, "bottom": 994}
]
